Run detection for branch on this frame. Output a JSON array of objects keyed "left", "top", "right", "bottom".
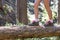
[{"left": 0, "top": 25, "right": 60, "bottom": 39}]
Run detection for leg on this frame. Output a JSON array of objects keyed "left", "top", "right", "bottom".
[
  {"left": 44, "top": 0, "right": 52, "bottom": 20},
  {"left": 44, "top": 0, "right": 53, "bottom": 26},
  {"left": 28, "top": 0, "right": 41, "bottom": 26},
  {"left": 34, "top": 0, "right": 41, "bottom": 19}
]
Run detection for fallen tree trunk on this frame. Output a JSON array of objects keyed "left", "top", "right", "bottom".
[{"left": 0, "top": 25, "right": 60, "bottom": 39}]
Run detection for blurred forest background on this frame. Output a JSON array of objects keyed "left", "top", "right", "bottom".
[
  {"left": 1, "top": 0, "right": 58, "bottom": 26},
  {"left": 0, "top": 0, "right": 60, "bottom": 40}
]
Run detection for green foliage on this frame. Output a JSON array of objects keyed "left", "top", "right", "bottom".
[
  {"left": 3, "top": 4, "right": 14, "bottom": 15},
  {"left": 12, "top": 37, "right": 58, "bottom": 40}
]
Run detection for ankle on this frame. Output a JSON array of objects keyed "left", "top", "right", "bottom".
[
  {"left": 33, "top": 18, "right": 39, "bottom": 22},
  {"left": 48, "top": 19, "right": 53, "bottom": 23}
]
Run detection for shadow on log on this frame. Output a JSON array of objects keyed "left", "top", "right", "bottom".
[{"left": 0, "top": 25, "right": 60, "bottom": 39}]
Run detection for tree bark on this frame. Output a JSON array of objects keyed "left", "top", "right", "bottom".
[
  {"left": 58, "top": 0, "right": 60, "bottom": 24},
  {"left": 0, "top": 0, "right": 2, "bottom": 7},
  {"left": 17, "top": 0, "right": 28, "bottom": 25},
  {"left": 0, "top": 25, "right": 60, "bottom": 39}
]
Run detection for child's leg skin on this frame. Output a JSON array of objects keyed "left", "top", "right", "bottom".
[
  {"left": 44, "top": 0, "right": 54, "bottom": 26},
  {"left": 34, "top": 0, "right": 41, "bottom": 19},
  {"left": 28, "top": 0, "right": 41, "bottom": 26},
  {"left": 44, "top": 0, "right": 52, "bottom": 20}
]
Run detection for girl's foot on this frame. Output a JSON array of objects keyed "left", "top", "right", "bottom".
[
  {"left": 44, "top": 20, "right": 54, "bottom": 26},
  {"left": 28, "top": 20, "right": 39, "bottom": 26}
]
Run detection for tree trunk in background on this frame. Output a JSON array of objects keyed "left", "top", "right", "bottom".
[
  {"left": 17, "top": 0, "right": 28, "bottom": 25},
  {"left": 58, "top": 0, "right": 60, "bottom": 24},
  {"left": 0, "top": 0, "right": 3, "bottom": 7}
]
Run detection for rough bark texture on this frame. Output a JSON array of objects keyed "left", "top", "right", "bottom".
[
  {"left": 58, "top": 0, "right": 60, "bottom": 24},
  {"left": 17, "top": 0, "right": 28, "bottom": 25},
  {"left": 0, "top": 25, "right": 60, "bottom": 39},
  {"left": 0, "top": 0, "right": 2, "bottom": 7}
]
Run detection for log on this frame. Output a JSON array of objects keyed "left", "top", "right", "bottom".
[{"left": 0, "top": 25, "right": 60, "bottom": 39}]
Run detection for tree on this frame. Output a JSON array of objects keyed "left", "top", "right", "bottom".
[
  {"left": 17, "top": 0, "right": 28, "bottom": 25},
  {"left": 0, "top": 0, "right": 3, "bottom": 7},
  {"left": 3, "top": 0, "right": 17, "bottom": 25},
  {"left": 58, "top": 0, "right": 60, "bottom": 24},
  {"left": 0, "top": 0, "right": 6, "bottom": 26}
]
